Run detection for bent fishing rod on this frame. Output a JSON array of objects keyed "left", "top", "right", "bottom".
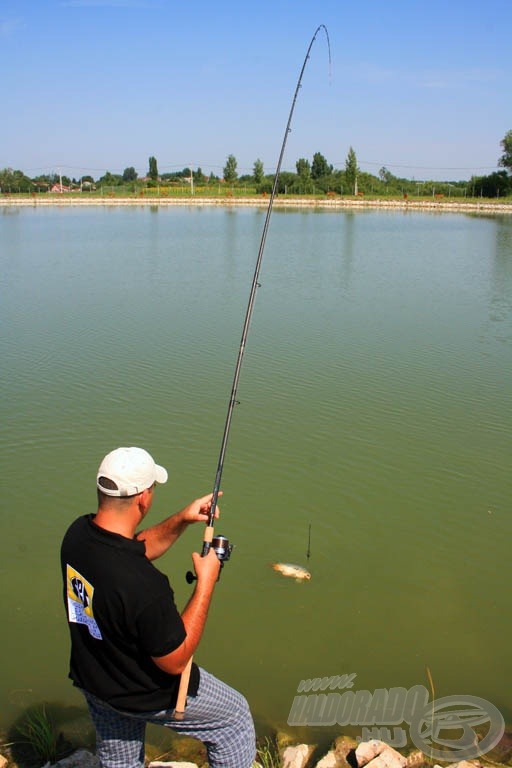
[
  {"left": 174, "top": 24, "right": 330, "bottom": 718},
  {"left": 187, "top": 23, "right": 331, "bottom": 569}
]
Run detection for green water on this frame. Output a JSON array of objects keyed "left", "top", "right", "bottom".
[{"left": 1, "top": 205, "right": 511, "bottom": 745}]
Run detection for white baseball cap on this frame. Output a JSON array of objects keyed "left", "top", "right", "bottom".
[{"left": 97, "top": 447, "right": 168, "bottom": 497}]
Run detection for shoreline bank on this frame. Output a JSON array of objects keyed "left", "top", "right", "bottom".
[{"left": 2, "top": 195, "right": 512, "bottom": 214}]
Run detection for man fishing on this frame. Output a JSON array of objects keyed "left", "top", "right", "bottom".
[{"left": 60, "top": 446, "right": 256, "bottom": 768}]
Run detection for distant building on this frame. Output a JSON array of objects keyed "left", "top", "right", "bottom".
[{"left": 51, "top": 183, "right": 71, "bottom": 193}]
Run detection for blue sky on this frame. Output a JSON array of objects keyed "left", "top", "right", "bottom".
[{"left": 1, "top": 0, "right": 511, "bottom": 181}]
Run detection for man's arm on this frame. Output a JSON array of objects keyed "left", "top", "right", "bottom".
[
  {"left": 151, "top": 549, "right": 221, "bottom": 674},
  {"left": 136, "top": 492, "right": 220, "bottom": 561}
]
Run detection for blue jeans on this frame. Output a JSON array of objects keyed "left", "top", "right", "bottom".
[{"left": 82, "top": 668, "right": 256, "bottom": 768}]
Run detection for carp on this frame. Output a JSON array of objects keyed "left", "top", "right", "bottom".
[{"left": 271, "top": 562, "right": 311, "bottom": 581}]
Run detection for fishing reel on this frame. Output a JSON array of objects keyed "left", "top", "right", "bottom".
[
  {"left": 209, "top": 534, "right": 234, "bottom": 563},
  {"left": 186, "top": 535, "right": 234, "bottom": 583}
]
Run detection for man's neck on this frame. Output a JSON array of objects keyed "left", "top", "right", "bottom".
[{"left": 93, "top": 504, "right": 139, "bottom": 539}]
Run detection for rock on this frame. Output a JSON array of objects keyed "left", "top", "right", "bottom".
[
  {"left": 486, "top": 729, "right": 512, "bottom": 763},
  {"left": 282, "top": 743, "right": 316, "bottom": 768},
  {"left": 315, "top": 736, "right": 360, "bottom": 768},
  {"left": 333, "top": 734, "right": 359, "bottom": 766},
  {"left": 51, "top": 749, "right": 100, "bottom": 768},
  {"left": 277, "top": 730, "right": 299, "bottom": 751},
  {"left": 147, "top": 762, "right": 198, "bottom": 768},
  {"left": 334, "top": 735, "right": 359, "bottom": 754},
  {"left": 449, "top": 762, "right": 483, "bottom": 768},
  {"left": 316, "top": 751, "right": 339, "bottom": 767},
  {"left": 355, "top": 740, "right": 407, "bottom": 768}
]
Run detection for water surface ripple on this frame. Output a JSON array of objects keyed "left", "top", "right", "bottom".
[{"left": 1, "top": 206, "right": 511, "bottom": 741}]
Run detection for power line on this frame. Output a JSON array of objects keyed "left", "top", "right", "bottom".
[
  {"left": 10, "top": 157, "right": 503, "bottom": 178},
  {"left": 347, "top": 159, "right": 501, "bottom": 172}
]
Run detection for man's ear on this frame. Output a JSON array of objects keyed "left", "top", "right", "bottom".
[{"left": 138, "top": 487, "right": 153, "bottom": 516}]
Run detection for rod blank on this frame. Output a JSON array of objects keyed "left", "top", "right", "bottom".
[{"left": 202, "top": 24, "right": 331, "bottom": 554}]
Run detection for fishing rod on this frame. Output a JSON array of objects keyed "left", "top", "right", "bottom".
[
  {"left": 188, "top": 23, "right": 331, "bottom": 568},
  {"left": 175, "top": 24, "right": 331, "bottom": 719}
]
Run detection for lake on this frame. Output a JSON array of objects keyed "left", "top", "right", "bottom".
[{"left": 1, "top": 204, "right": 511, "bottom": 751}]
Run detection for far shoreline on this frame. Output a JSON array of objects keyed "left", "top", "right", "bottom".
[{"left": 2, "top": 194, "right": 512, "bottom": 214}]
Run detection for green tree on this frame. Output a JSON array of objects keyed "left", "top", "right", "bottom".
[
  {"left": 296, "top": 158, "right": 311, "bottom": 180},
  {"left": 253, "top": 158, "right": 264, "bottom": 185},
  {"left": 470, "top": 171, "right": 510, "bottom": 197},
  {"left": 123, "top": 167, "right": 138, "bottom": 182},
  {"left": 345, "top": 146, "right": 359, "bottom": 194},
  {"left": 311, "top": 152, "right": 331, "bottom": 179},
  {"left": 379, "top": 166, "right": 393, "bottom": 184},
  {"left": 148, "top": 156, "right": 159, "bottom": 181},
  {"left": 99, "top": 171, "right": 121, "bottom": 186},
  {"left": 275, "top": 171, "right": 297, "bottom": 194},
  {"left": 223, "top": 154, "right": 238, "bottom": 183},
  {"left": 498, "top": 129, "right": 512, "bottom": 173},
  {"left": 32, "top": 175, "right": 51, "bottom": 190},
  {"left": 0, "top": 167, "right": 33, "bottom": 193},
  {"left": 295, "top": 158, "right": 313, "bottom": 193},
  {"left": 195, "top": 167, "right": 206, "bottom": 184}
]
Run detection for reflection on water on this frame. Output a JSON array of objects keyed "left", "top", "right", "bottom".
[
  {"left": 1, "top": 206, "right": 511, "bottom": 743},
  {"left": 489, "top": 218, "right": 512, "bottom": 336},
  {"left": 342, "top": 211, "right": 355, "bottom": 274}
]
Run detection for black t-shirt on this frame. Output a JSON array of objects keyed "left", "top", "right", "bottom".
[{"left": 60, "top": 514, "right": 199, "bottom": 712}]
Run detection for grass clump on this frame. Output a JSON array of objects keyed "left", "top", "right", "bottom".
[
  {"left": 255, "top": 736, "right": 281, "bottom": 767},
  {"left": 14, "top": 703, "right": 59, "bottom": 764}
]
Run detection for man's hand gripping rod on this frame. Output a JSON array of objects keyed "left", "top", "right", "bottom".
[{"left": 173, "top": 24, "right": 331, "bottom": 721}]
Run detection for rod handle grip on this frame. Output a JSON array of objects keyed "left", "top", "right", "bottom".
[
  {"left": 173, "top": 657, "right": 193, "bottom": 720},
  {"left": 201, "top": 524, "right": 214, "bottom": 557}
]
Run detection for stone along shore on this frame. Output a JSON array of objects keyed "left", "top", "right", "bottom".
[{"left": 2, "top": 195, "right": 512, "bottom": 214}]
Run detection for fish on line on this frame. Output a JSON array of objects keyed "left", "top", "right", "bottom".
[{"left": 271, "top": 563, "right": 311, "bottom": 581}]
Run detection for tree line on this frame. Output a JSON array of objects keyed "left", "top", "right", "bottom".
[{"left": 2, "top": 131, "right": 511, "bottom": 198}]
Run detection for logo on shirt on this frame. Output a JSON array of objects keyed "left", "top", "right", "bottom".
[{"left": 66, "top": 565, "right": 102, "bottom": 640}]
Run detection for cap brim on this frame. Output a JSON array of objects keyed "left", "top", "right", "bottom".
[{"left": 155, "top": 464, "right": 168, "bottom": 485}]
